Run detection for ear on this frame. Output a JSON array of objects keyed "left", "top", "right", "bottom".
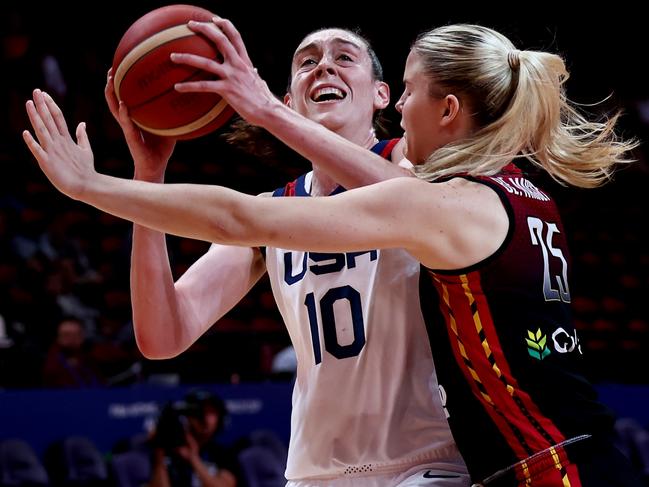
[
  {"left": 440, "top": 94, "right": 461, "bottom": 127},
  {"left": 373, "top": 81, "right": 390, "bottom": 111},
  {"left": 283, "top": 93, "right": 292, "bottom": 108}
]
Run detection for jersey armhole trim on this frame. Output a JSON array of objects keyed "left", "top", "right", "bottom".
[{"left": 426, "top": 175, "right": 516, "bottom": 276}]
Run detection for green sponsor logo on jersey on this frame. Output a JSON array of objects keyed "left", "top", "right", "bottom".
[{"left": 526, "top": 328, "right": 551, "bottom": 360}]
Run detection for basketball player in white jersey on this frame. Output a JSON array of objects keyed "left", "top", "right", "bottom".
[{"left": 41, "top": 25, "right": 467, "bottom": 485}]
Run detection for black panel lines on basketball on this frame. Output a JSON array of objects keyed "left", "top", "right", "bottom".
[
  {"left": 122, "top": 35, "right": 218, "bottom": 109},
  {"left": 128, "top": 70, "right": 217, "bottom": 117}
]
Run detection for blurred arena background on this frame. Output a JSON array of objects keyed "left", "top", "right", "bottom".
[{"left": 2, "top": 1, "right": 648, "bottom": 483}]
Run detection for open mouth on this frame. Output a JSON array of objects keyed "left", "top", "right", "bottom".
[{"left": 310, "top": 86, "right": 347, "bottom": 103}]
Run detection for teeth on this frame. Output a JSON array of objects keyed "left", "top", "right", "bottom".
[{"left": 312, "top": 87, "right": 345, "bottom": 102}]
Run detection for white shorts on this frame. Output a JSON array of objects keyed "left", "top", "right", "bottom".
[{"left": 286, "top": 462, "right": 470, "bottom": 487}]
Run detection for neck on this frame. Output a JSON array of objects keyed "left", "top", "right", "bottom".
[{"left": 310, "top": 127, "right": 378, "bottom": 196}]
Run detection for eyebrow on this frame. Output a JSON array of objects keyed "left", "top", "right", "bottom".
[{"left": 293, "top": 37, "right": 363, "bottom": 62}]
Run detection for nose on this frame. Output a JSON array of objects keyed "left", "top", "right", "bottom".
[
  {"left": 395, "top": 95, "right": 404, "bottom": 113},
  {"left": 315, "top": 56, "right": 336, "bottom": 77}
]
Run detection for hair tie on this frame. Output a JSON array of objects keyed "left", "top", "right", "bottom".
[{"left": 507, "top": 50, "right": 521, "bottom": 71}]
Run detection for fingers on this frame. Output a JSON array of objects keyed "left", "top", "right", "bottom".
[
  {"left": 105, "top": 70, "right": 143, "bottom": 142},
  {"left": 117, "top": 101, "right": 145, "bottom": 146},
  {"left": 170, "top": 52, "right": 226, "bottom": 78},
  {"left": 43, "top": 91, "right": 71, "bottom": 138},
  {"left": 22, "top": 129, "right": 48, "bottom": 163},
  {"left": 211, "top": 16, "right": 253, "bottom": 66},
  {"left": 25, "top": 98, "right": 53, "bottom": 148},
  {"left": 76, "top": 122, "right": 90, "bottom": 150},
  {"left": 186, "top": 20, "right": 238, "bottom": 63},
  {"left": 174, "top": 79, "right": 222, "bottom": 94},
  {"left": 32, "top": 89, "right": 61, "bottom": 140},
  {"left": 105, "top": 71, "right": 120, "bottom": 120}
]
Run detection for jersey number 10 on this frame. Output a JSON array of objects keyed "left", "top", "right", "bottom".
[{"left": 304, "top": 285, "right": 366, "bottom": 364}]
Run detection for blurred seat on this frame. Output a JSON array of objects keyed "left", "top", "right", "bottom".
[
  {"left": 634, "top": 428, "right": 649, "bottom": 480},
  {"left": 238, "top": 446, "right": 286, "bottom": 487},
  {"left": 248, "top": 430, "right": 288, "bottom": 466},
  {"left": 45, "top": 436, "right": 108, "bottom": 486},
  {"left": 109, "top": 450, "right": 150, "bottom": 487},
  {"left": 0, "top": 438, "right": 49, "bottom": 486},
  {"left": 111, "top": 434, "right": 149, "bottom": 456},
  {"left": 614, "top": 417, "right": 645, "bottom": 460}
]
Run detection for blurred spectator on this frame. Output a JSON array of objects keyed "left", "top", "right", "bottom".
[
  {"left": 0, "top": 5, "right": 647, "bottom": 390},
  {"left": 270, "top": 345, "right": 297, "bottom": 381},
  {"left": 42, "top": 316, "right": 104, "bottom": 388},
  {"left": 149, "top": 390, "right": 241, "bottom": 487},
  {"left": 0, "top": 314, "right": 13, "bottom": 349}
]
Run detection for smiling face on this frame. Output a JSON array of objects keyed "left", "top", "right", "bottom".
[{"left": 285, "top": 29, "right": 388, "bottom": 144}]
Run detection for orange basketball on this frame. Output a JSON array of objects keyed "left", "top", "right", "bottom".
[{"left": 112, "top": 4, "right": 234, "bottom": 140}]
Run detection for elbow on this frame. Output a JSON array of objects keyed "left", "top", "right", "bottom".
[
  {"left": 138, "top": 346, "right": 177, "bottom": 361},
  {"left": 205, "top": 202, "right": 260, "bottom": 247},
  {"left": 133, "top": 323, "right": 183, "bottom": 361},
  {"left": 136, "top": 339, "right": 179, "bottom": 361},
  {"left": 205, "top": 217, "right": 239, "bottom": 245}
]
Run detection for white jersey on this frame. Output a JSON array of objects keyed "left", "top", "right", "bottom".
[{"left": 265, "top": 167, "right": 464, "bottom": 481}]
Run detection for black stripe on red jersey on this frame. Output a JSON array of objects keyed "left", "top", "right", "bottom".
[
  {"left": 429, "top": 271, "right": 568, "bottom": 458},
  {"left": 419, "top": 162, "right": 615, "bottom": 482},
  {"left": 420, "top": 270, "right": 520, "bottom": 481}
]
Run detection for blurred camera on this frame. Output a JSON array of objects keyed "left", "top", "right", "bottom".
[
  {"left": 153, "top": 399, "right": 201, "bottom": 452},
  {"left": 153, "top": 390, "right": 227, "bottom": 453}
]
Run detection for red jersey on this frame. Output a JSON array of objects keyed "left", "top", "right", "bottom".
[{"left": 420, "top": 162, "right": 616, "bottom": 482}]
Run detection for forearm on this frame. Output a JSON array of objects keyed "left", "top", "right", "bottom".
[
  {"left": 129, "top": 168, "right": 191, "bottom": 357},
  {"left": 78, "top": 172, "right": 426, "bottom": 257},
  {"left": 79, "top": 174, "right": 256, "bottom": 246},
  {"left": 258, "top": 102, "right": 411, "bottom": 188},
  {"left": 130, "top": 226, "right": 190, "bottom": 358},
  {"left": 149, "top": 451, "right": 172, "bottom": 487}
]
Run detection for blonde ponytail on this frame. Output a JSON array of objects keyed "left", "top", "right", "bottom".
[{"left": 411, "top": 24, "right": 638, "bottom": 188}]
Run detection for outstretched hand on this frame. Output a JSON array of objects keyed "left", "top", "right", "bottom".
[
  {"left": 170, "top": 16, "right": 281, "bottom": 126},
  {"left": 105, "top": 69, "right": 175, "bottom": 180},
  {"left": 23, "top": 89, "right": 96, "bottom": 200}
]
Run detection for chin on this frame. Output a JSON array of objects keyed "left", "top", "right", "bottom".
[
  {"left": 314, "top": 114, "right": 347, "bottom": 132},
  {"left": 405, "top": 145, "right": 425, "bottom": 165}
]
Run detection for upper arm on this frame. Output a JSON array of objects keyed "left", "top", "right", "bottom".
[
  {"left": 174, "top": 244, "right": 266, "bottom": 335},
  {"left": 236, "top": 177, "right": 430, "bottom": 254},
  {"left": 406, "top": 178, "right": 510, "bottom": 269},
  {"left": 237, "top": 177, "right": 508, "bottom": 270}
]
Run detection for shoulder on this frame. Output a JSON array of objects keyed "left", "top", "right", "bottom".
[
  {"left": 371, "top": 175, "right": 491, "bottom": 201},
  {"left": 431, "top": 176, "right": 507, "bottom": 223},
  {"left": 383, "top": 176, "right": 508, "bottom": 269}
]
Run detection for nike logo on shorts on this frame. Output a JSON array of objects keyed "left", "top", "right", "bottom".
[{"left": 423, "top": 471, "right": 461, "bottom": 479}]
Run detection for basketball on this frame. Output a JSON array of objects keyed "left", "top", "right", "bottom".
[{"left": 112, "top": 4, "right": 234, "bottom": 140}]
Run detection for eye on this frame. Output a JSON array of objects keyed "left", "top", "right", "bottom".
[
  {"left": 338, "top": 54, "right": 353, "bottom": 62},
  {"left": 300, "top": 58, "right": 317, "bottom": 68}
]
